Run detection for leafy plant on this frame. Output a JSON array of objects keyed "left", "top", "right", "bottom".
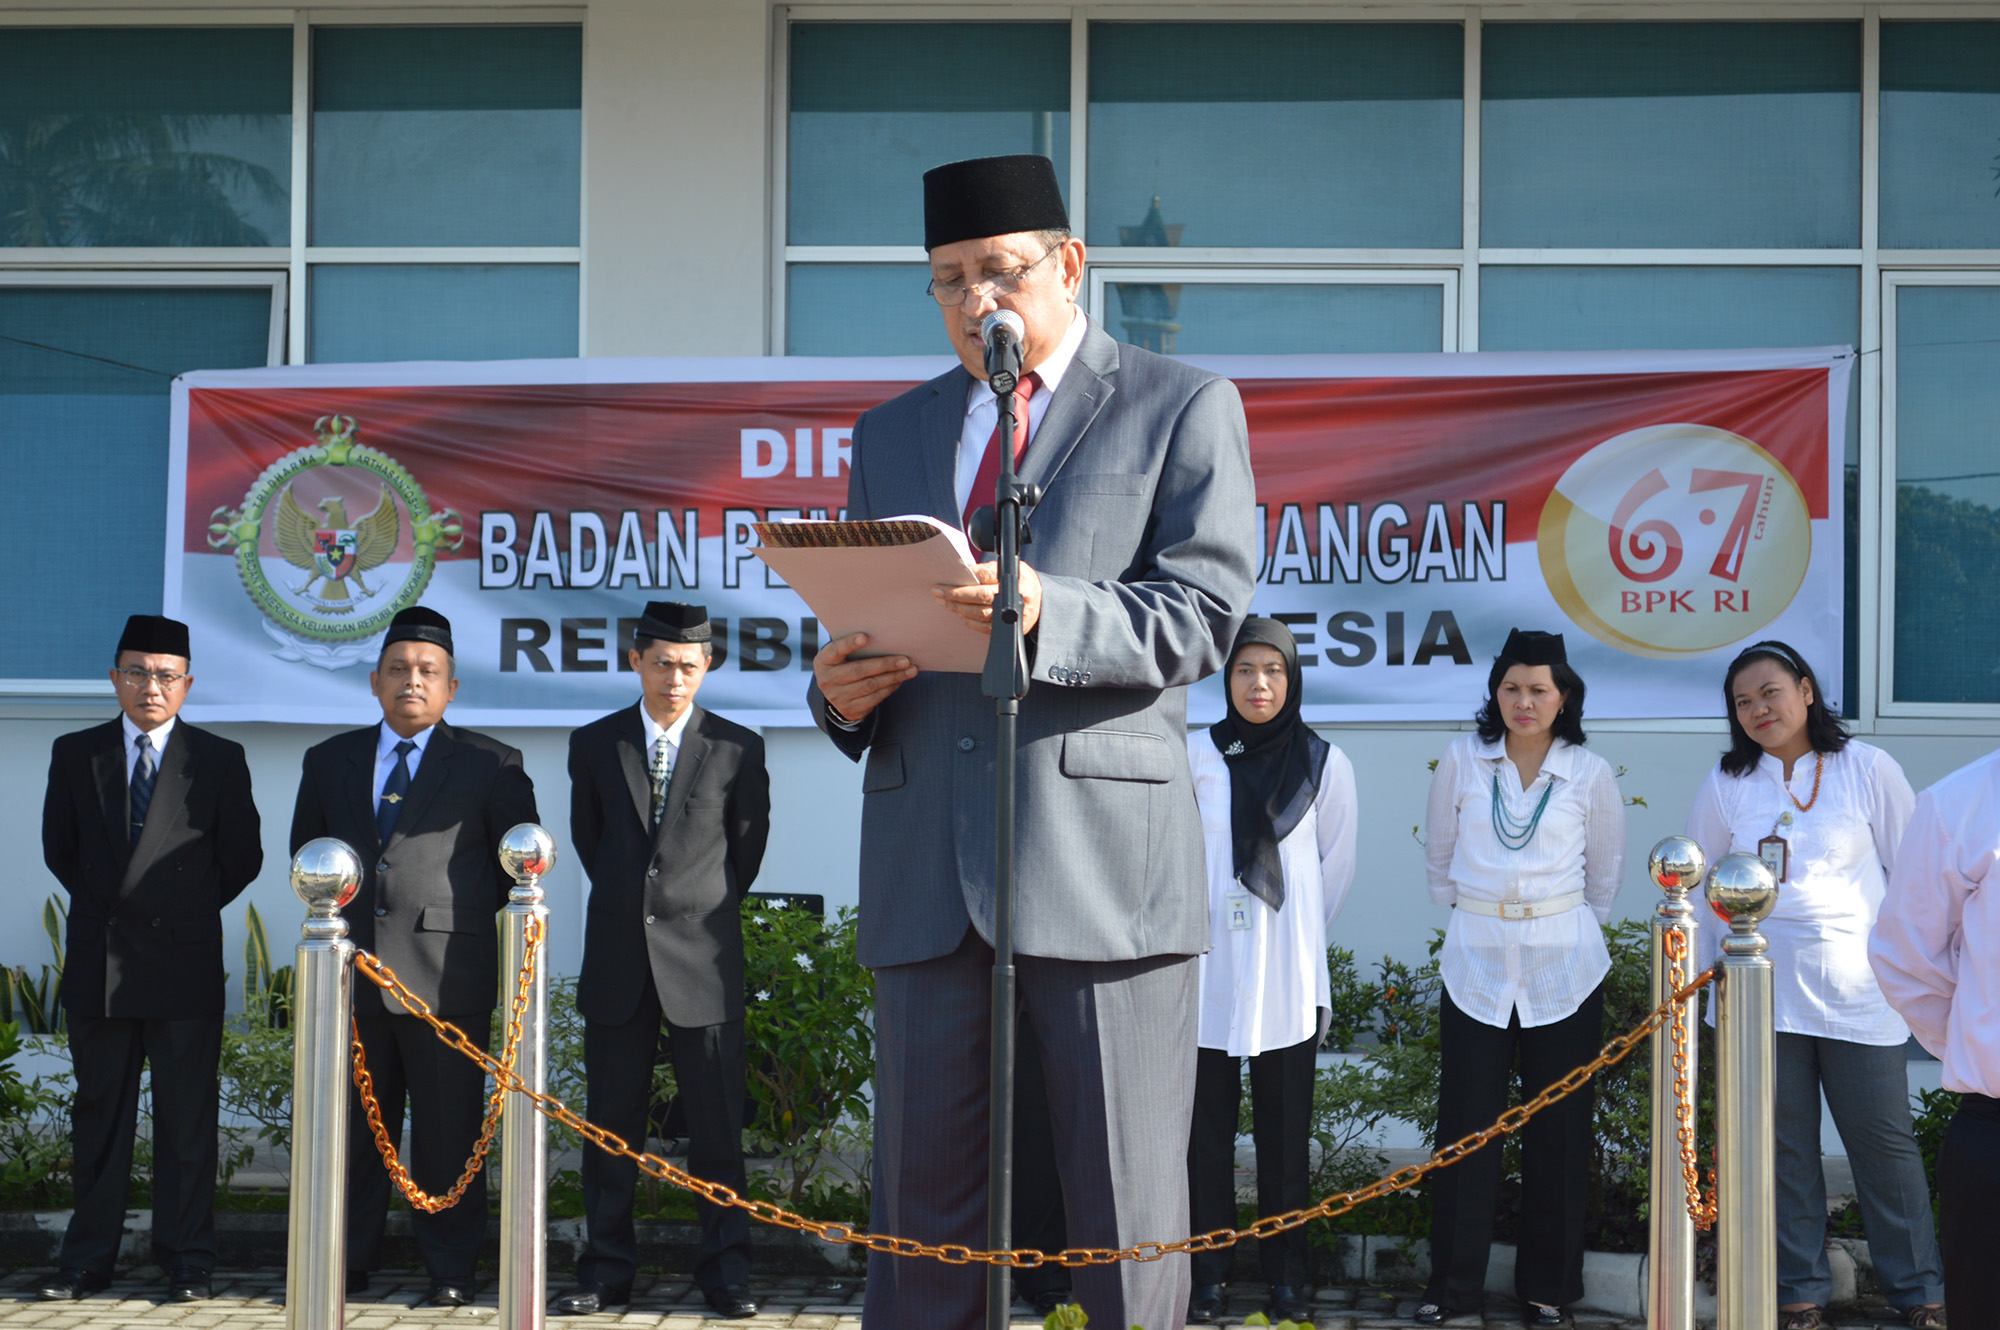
[
  {"left": 216, "top": 903, "right": 300, "bottom": 1186},
  {"left": 3, "top": 896, "right": 68, "bottom": 1035},
  {"left": 0, "top": 1021, "right": 76, "bottom": 1208}
]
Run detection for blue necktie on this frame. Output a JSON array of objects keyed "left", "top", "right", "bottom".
[
  {"left": 129, "top": 734, "right": 157, "bottom": 846},
  {"left": 377, "top": 740, "right": 415, "bottom": 844}
]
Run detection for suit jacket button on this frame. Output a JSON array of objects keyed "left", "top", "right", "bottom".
[
  {"left": 377, "top": 861, "right": 389, "bottom": 873},
  {"left": 107, "top": 916, "right": 117, "bottom": 927},
  {"left": 648, "top": 868, "right": 659, "bottom": 877},
  {"left": 645, "top": 914, "right": 657, "bottom": 925},
  {"left": 1083, "top": 670, "right": 1091, "bottom": 682},
  {"left": 958, "top": 737, "right": 976, "bottom": 751},
  {"left": 152, "top": 918, "right": 161, "bottom": 927},
  {"left": 375, "top": 907, "right": 388, "bottom": 917}
]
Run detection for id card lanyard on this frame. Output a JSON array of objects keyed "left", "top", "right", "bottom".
[{"left": 1757, "top": 750, "right": 1825, "bottom": 884}]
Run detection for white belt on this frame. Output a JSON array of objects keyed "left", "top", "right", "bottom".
[{"left": 1455, "top": 890, "right": 1586, "bottom": 921}]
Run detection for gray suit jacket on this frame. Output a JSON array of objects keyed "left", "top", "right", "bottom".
[{"left": 810, "top": 319, "right": 1258, "bottom": 969}]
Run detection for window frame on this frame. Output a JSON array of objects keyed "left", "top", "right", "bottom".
[{"left": 1084, "top": 265, "right": 1462, "bottom": 353}]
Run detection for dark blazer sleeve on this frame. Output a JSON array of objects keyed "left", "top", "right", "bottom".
[
  {"left": 213, "top": 737, "right": 263, "bottom": 905},
  {"left": 729, "top": 731, "right": 771, "bottom": 895},
  {"left": 485, "top": 750, "right": 540, "bottom": 903},
  {"left": 289, "top": 745, "right": 328, "bottom": 857},
  {"left": 41, "top": 737, "right": 82, "bottom": 896},
  {"left": 567, "top": 732, "right": 603, "bottom": 884}
]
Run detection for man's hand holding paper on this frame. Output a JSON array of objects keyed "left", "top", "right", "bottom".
[
  {"left": 933, "top": 559, "right": 1042, "bottom": 637},
  {"left": 811, "top": 633, "right": 916, "bottom": 723}
]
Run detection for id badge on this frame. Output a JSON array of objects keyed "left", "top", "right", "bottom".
[
  {"left": 1225, "top": 889, "right": 1252, "bottom": 931},
  {"left": 1757, "top": 833, "right": 1789, "bottom": 883}
]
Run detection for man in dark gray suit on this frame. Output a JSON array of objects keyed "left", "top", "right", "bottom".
[
  {"left": 288, "top": 605, "right": 538, "bottom": 1308},
  {"left": 556, "top": 601, "right": 770, "bottom": 1320},
  {"left": 810, "top": 154, "right": 1258, "bottom": 1330}
]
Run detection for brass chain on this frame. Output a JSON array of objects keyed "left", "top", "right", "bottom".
[
  {"left": 1663, "top": 927, "right": 1718, "bottom": 1229},
  {"left": 350, "top": 914, "right": 544, "bottom": 1213},
  {"left": 350, "top": 939, "right": 1714, "bottom": 1268}
]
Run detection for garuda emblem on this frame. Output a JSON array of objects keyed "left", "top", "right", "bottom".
[{"left": 208, "top": 415, "right": 463, "bottom": 667}]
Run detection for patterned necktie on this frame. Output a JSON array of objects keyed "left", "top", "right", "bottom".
[
  {"left": 129, "top": 733, "right": 157, "bottom": 846},
  {"left": 962, "top": 370, "right": 1042, "bottom": 531},
  {"left": 377, "top": 739, "right": 415, "bottom": 844},
  {"left": 650, "top": 736, "right": 674, "bottom": 827}
]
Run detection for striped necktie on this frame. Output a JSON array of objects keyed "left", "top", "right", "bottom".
[
  {"left": 129, "top": 734, "right": 157, "bottom": 846},
  {"left": 650, "top": 736, "right": 674, "bottom": 827},
  {"left": 963, "top": 370, "right": 1042, "bottom": 531}
]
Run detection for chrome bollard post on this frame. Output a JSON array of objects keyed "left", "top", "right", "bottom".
[
  {"left": 497, "top": 824, "right": 556, "bottom": 1330},
  {"left": 1708, "top": 852, "right": 1779, "bottom": 1330},
  {"left": 286, "top": 839, "right": 362, "bottom": 1330},
  {"left": 1645, "top": 836, "right": 1706, "bottom": 1330}
]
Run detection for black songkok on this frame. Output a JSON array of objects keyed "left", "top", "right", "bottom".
[
  {"left": 383, "top": 606, "right": 454, "bottom": 656},
  {"left": 1501, "top": 628, "right": 1568, "bottom": 668},
  {"left": 636, "top": 601, "right": 712, "bottom": 645},
  {"left": 117, "top": 614, "right": 190, "bottom": 661},
  {"left": 922, "top": 154, "right": 1069, "bottom": 251}
]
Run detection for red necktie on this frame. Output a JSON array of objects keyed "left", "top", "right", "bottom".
[{"left": 963, "top": 371, "right": 1041, "bottom": 531}]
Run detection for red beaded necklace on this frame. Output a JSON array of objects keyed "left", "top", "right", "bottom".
[{"left": 1787, "top": 750, "right": 1825, "bottom": 814}]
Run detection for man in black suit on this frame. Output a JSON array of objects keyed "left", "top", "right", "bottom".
[
  {"left": 38, "top": 614, "right": 262, "bottom": 1303},
  {"left": 555, "top": 601, "right": 770, "bottom": 1320},
  {"left": 288, "top": 605, "right": 537, "bottom": 1307}
]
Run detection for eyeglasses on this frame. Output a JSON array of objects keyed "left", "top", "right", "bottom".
[
  {"left": 117, "top": 668, "right": 187, "bottom": 690},
  {"left": 926, "top": 245, "right": 1062, "bottom": 307}
]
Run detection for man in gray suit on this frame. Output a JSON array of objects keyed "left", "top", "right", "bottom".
[{"left": 809, "top": 154, "right": 1258, "bottom": 1330}]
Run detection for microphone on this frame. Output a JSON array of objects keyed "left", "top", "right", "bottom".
[{"left": 981, "top": 310, "right": 1025, "bottom": 383}]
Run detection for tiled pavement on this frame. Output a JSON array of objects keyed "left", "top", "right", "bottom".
[{"left": 0, "top": 1269, "right": 1937, "bottom": 1328}]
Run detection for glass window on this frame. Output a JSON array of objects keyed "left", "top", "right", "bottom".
[
  {"left": 1104, "top": 280, "right": 1444, "bottom": 354},
  {"left": 1482, "top": 265, "right": 1861, "bottom": 706},
  {"left": 1088, "top": 23, "right": 1462, "bottom": 249},
  {"left": 786, "top": 264, "right": 938, "bottom": 357},
  {"left": 311, "top": 27, "right": 582, "bottom": 247},
  {"left": 1482, "top": 23, "right": 1860, "bottom": 248},
  {"left": 788, "top": 23, "right": 1069, "bottom": 248},
  {"left": 1891, "top": 284, "right": 2000, "bottom": 704},
  {"left": 0, "top": 28, "right": 291, "bottom": 247},
  {"left": 0, "top": 285, "right": 275, "bottom": 676},
  {"left": 309, "top": 265, "right": 578, "bottom": 362},
  {"left": 1880, "top": 23, "right": 2000, "bottom": 250}
]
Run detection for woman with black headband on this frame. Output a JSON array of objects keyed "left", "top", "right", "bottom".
[
  {"left": 1183, "top": 618, "right": 1357, "bottom": 1326},
  {"left": 1416, "top": 629, "right": 1623, "bottom": 1328},
  {"left": 1686, "top": 641, "right": 1944, "bottom": 1330}
]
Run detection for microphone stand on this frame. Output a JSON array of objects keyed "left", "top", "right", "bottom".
[{"left": 978, "top": 323, "right": 1038, "bottom": 1330}]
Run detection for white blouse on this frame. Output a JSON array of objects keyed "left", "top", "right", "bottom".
[
  {"left": 1189, "top": 735, "right": 1358, "bottom": 1058},
  {"left": 1871, "top": 747, "right": 2000, "bottom": 1098},
  {"left": 1687, "top": 740, "right": 1915, "bottom": 1046},
  {"left": 1425, "top": 734, "right": 1625, "bottom": 1030}
]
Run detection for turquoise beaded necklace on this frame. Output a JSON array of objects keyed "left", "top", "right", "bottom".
[{"left": 1490, "top": 771, "right": 1555, "bottom": 851}]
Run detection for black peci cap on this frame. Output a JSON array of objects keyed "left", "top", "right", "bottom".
[
  {"left": 635, "top": 600, "right": 712, "bottom": 645},
  {"left": 922, "top": 154, "right": 1069, "bottom": 251},
  {"left": 383, "top": 605, "right": 453, "bottom": 656},
  {"left": 117, "top": 614, "right": 190, "bottom": 660}
]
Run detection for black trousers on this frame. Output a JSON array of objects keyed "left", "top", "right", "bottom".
[
  {"left": 1939, "top": 1093, "right": 2000, "bottom": 1323},
  {"left": 578, "top": 987, "right": 749, "bottom": 1294},
  {"left": 60, "top": 1014, "right": 221, "bottom": 1276},
  {"left": 1425, "top": 983, "right": 1603, "bottom": 1311},
  {"left": 346, "top": 1011, "right": 492, "bottom": 1282},
  {"left": 1187, "top": 1034, "right": 1318, "bottom": 1287},
  {"left": 1012, "top": 1019, "right": 1070, "bottom": 1303}
]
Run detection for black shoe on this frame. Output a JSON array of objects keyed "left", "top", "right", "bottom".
[
  {"left": 345, "top": 1270, "right": 369, "bottom": 1297},
  {"left": 165, "top": 1268, "right": 211, "bottom": 1302},
  {"left": 1269, "top": 1284, "right": 1312, "bottom": 1322},
  {"left": 1028, "top": 1288, "right": 1072, "bottom": 1317},
  {"left": 1187, "top": 1283, "right": 1226, "bottom": 1323},
  {"left": 703, "top": 1283, "right": 758, "bottom": 1319},
  {"left": 553, "top": 1282, "right": 631, "bottom": 1315},
  {"left": 35, "top": 1269, "right": 109, "bottom": 1302},
  {"left": 1415, "top": 1302, "right": 1460, "bottom": 1325},
  {"left": 424, "top": 1281, "right": 473, "bottom": 1308},
  {"left": 1523, "top": 1304, "right": 1566, "bottom": 1328}
]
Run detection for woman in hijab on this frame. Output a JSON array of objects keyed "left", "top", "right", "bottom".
[
  {"left": 1184, "top": 618, "right": 1358, "bottom": 1326},
  {"left": 1416, "top": 629, "right": 1623, "bottom": 1328}
]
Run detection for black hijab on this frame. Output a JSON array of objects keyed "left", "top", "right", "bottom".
[{"left": 1208, "top": 618, "right": 1328, "bottom": 912}]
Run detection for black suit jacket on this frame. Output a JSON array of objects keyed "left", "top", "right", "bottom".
[
  {"left": 289, "top": 720, "right": 538, "bottom": 1017},
  {"left": 42, "top": 718, "right": 262, "bottom": 1020},
  {"left": 569, "top": 703, "right": 770, "bottom": 1028}
]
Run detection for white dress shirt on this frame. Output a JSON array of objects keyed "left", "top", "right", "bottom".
[
  {"left": 374, "top": 722, "right": 435, "bottom": 801},
  {"left": 641, "top": 703, "right": 695, "bottom": 773},
  {"left": 1687, "top": 741, "right": 1915, "bottom": 1045},
  {"left": 953, "top": 306, "right": 1089, "bottom": 518},
  {"left": 1425, "top": 734, "right": 1625, "bottom": 1029},
  {"left": 122, "top": 713, "right": 176, "bottom": 777},
  {"left": 1870, "top": 747, "right": 2000, "bottom": 1098},
  {"left": 1189, "top": 735, "right": 1359, "bottom": 1057}
]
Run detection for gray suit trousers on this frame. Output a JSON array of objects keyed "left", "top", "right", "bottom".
[{"left": 865, "top": 929, "right": 1197, "bottom": 1330}]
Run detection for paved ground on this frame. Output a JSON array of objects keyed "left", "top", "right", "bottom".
[{"left": 0, "top": 1269, "right": 1943, "bottom": 1329}]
